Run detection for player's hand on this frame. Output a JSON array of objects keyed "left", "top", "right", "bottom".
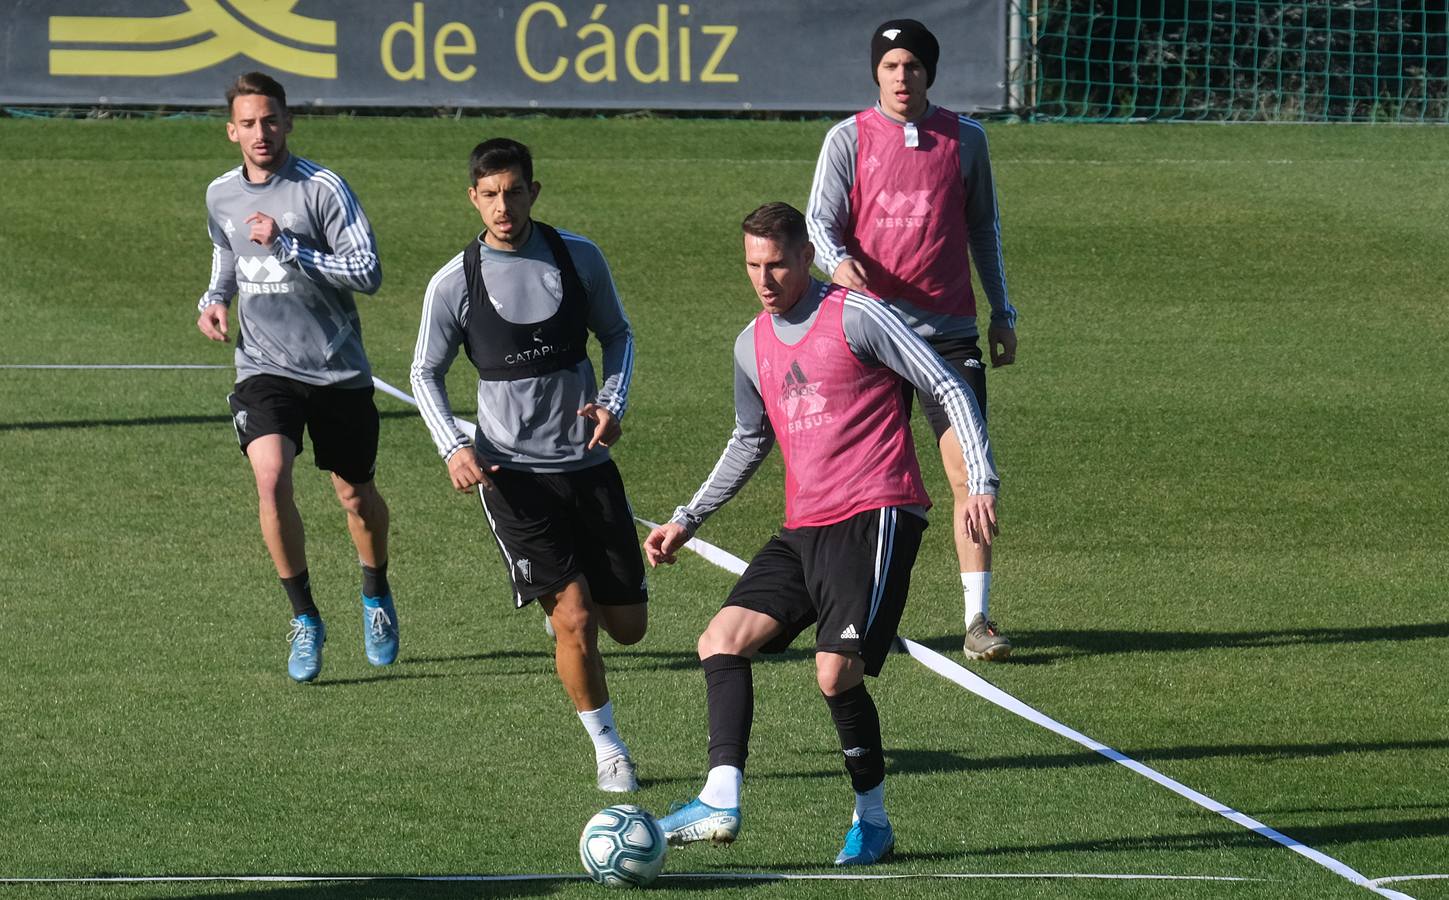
[
  {"left": 579, "top": 403, "right": 621, "bottom": 450},
  {"left": 197, "top": 303, "right": 230, "bottom": 342},
  {"left": 446, "top": 446, "right": 498, "bottom": 492},
  {"left": 245, "top": 212, "right": 281, "bottom": 246},
  {"left": 644, "top": 523, "right": 689, "bottom": 567},
  {"left": 988, "top": 325, "right": 1017, "bottom": 368},
  {"left": 958, "top": 493, "right": 998, "bottom": 547},
  {"left": 832, "top": 258, "right": 871, "bottom": 294}
]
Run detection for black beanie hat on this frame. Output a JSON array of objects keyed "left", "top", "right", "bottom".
[{"left": 871, "top": 19, "right": 940, "bottom": 88}]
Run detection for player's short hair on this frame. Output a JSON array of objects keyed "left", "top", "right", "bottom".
[
  {"left": 470, "top": 138, "right": 533, "bottom": 186},
  {"left": 741, "top": 202, "right": 809, "bottom": 251},
  {"left": 226, "top": 71, "right": 287, "bottom": 115}
]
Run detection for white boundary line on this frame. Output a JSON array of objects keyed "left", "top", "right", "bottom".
[
  {"left": 0, "top": 872, "right": 1262, "bottom": 885},
  {"left": 3, "top": 368, "right": 1431, "bottom": 897},
  {"left": 0, "top": 363, "right": 231, "bottom": 369}
]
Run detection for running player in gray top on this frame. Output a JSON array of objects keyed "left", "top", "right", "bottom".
[
  {"left": 410, "top": 138, "right": 647, "bottom": 793},
  {"left": 807, "top": 19, "right": 1019, "bottom": 661},
  {"left": 196, "top": 72, "right": 398, "bottom": 684}
]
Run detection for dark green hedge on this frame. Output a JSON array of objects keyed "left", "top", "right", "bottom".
[{"left": 1030, "top": 1, "right": 1448, "bottom": 121}]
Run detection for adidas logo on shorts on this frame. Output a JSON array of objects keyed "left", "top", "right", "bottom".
[{"left": 840, "top": 624, "right": 859, "bottom": 640}]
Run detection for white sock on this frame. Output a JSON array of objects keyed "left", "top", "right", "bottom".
[
  {"left": 962, "top": 571, "right": 991, "bottom": 622},
  {"left": 578, "top": 702, "right": 629, "bottom": 764},
  {"left": 698, "top": 765, "right": 742, "bottom": 809},
  {"left": 853, "top": 783, "right": 888, "bottom": 828}
]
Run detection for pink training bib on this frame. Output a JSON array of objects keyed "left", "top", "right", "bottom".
[
  {"left": 846, "top": 106, "right": 974, "bottom": 316},
  {"left": 755, "top": 286, "right": 930, "bottom": 528}
]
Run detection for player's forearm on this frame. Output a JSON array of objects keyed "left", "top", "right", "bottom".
[
  {"left": 410, "top": 332, "right": 470, "bottom": 459},
  {"left": 968, "top": 232, "right": 1015, "bottom": 328},
  {"left": 198, "top": 244, "right": 236, "bottom": 310},
  {"left": 276, "top": 232, "right": 383, "bottom": 294},
  {"left": 595, "top": 329, "right": 635, "bottom": 419},
  {"left": 937, "top": 378, "right": 999, "bottom": 496},
  {"left": 669, "top": 426, "right": 773, "bottom": 533}
]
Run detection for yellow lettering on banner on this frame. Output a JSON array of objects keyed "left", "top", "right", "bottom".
[
  {"left": 575, "top": 4, "right": 616, "bottom": 84},
  {"left": 381, "top": 2, "right": 425, "bottom": 81},
  {"left": 510, "top": 2, "right": 739, "bottom": 87},
  {"left": 516, "top": 1, "right": 567, "bottom": 83},
  {"left": 699, "top": 25, "right": 739, "bottom": 83},
  {"left": 435, "top": 22, "right": 477, "bottom": 81},
  {"left": 677, "top": 5, "right": 691, "bottom": 82},
  {"left": 625, "top": 4, "right": 669, "bottom": 83}
]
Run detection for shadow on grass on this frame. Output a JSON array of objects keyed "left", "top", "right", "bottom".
[
  {"left": 139, "top": 872, "right": 783, "bottom": 898},
  {"left": 763, "top": 738, "right": 1449, "bottom": 781},
  {"left": 403, "top": 647, "right": 818, "bottom": 673},
  {"left": 144, "top": 880, "right": 565, "bottom": 900},
  {"left": 970, "top": 814, "right": 1449, "bottom": 855},
  {"left": 0, "top": 410, "right": 420, "bottom": 433},
  {"left": 307, "top": 671, "right": 453, "bottom": 687},
  {"left": 909, "top": 621, "right": 1449, "bottom": 665}
]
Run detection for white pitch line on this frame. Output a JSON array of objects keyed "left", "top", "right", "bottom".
[
  {"left": 0, "top": 364, "right": 230, "bottom": 369},
  {"left": 1372, "top": 875, "right": 1449, "bottom": 886},
  {"left": 0, "top": 872, "right": 1262, "bottom": 884}
]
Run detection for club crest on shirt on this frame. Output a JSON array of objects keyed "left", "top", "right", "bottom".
[
  {"left": 223, "top": 218, "right": 236, "bottom": 238},
  {"left": 542, "top": 269, "right": 564, "bottom": 301},
  {"left": 281, "top": 211, "right": 300, "bottom": 230}
]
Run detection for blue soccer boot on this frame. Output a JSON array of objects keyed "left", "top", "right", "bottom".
[
  {"left": 287, "top": 614, "right": 326, "bottom": 683},
  {"left": 658, "top": 798, "right": 741, "bottom": 847},
  {"left": 362, "top": 594, "right": 399, "bottom": 666},
  {"left": 834, "top": 819, "right": 895, "bottom": 866}
]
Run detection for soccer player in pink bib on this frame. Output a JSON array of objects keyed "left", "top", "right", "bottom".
[
  {"left": 645, "top": 203, "right": 998, "bottom": 866},
  {"left": 807, "top": 19, "right": 1018, "bottom": 661}
]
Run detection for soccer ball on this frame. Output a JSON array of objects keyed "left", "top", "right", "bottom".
[{"left": 579, "top": 804, "right": 668, "bottom": 887}]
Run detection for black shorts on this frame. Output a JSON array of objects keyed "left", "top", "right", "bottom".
[
  {"left": 477, "top": 459, "right": 648, "bottom": 608},
  {"left": 723, "top": 507, "right": 926, "bottom": 677},
  {"left": 903, "top": 335, "right": 987, "bottom": 440},
  {"left": 228, "top": 374, "right": 379, "bottom": 485}
]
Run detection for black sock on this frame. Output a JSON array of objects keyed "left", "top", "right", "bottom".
[
  {"left": 281, "top": 570, "right": 318, "bottom": 619},
  {"left": 823, "top": 683, "right": 885, "bottom": 794},
  {"left": 702, "top": 654, "right": 753, "bottom": 771},
  {"left": 362, "top": 560, "right": 390, "bottom": 599}
]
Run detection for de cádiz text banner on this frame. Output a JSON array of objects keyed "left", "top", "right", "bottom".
[{"left": 0, "top": 0, "right": 1006, "bottom": 112}]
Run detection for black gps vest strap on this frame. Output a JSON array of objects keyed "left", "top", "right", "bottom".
[{"left": 462, "top": 221, "right": 589, "bottom": 381}]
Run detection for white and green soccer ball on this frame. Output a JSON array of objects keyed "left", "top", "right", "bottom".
[{"left": 579, "top": 804, "right": 668, "bottom": 887}]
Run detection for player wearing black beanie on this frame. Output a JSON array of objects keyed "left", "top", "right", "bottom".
[{"left": 870, "top": 18, "right": 940, "bottom": 87}]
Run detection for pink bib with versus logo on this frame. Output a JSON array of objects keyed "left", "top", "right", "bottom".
[
  {"left": 754, "top": 286, "right": 929, "bottom": 528},
  {"left": 846, "top": 106, "right": 974, "bottom": 316}
]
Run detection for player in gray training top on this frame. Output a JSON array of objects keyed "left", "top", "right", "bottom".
[
  {"left": 807, "top": 18, "right": 1019, "bottom": 662},
  {"left": 196, "top": 71, "right": 398, "bottom": 684},
  {"left": 410, "top": 137, "right": 647, "bottom": 794}
]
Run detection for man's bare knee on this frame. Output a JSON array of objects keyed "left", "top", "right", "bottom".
[{"left": 815, "top": 653, "right": 864, "bottom": 697}]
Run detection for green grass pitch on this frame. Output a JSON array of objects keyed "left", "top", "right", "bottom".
[{"left": 0, "top": 115, "right": 1446, "bottom": 899}]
